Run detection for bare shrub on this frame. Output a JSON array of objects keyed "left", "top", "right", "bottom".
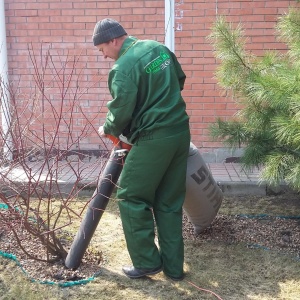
[{"left": 0, "top": 44, "right": 109, "bottom": 262}]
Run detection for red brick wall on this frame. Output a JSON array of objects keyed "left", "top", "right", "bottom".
[{"left": 3, "top": 0, "right": 296, "bottom": 152}]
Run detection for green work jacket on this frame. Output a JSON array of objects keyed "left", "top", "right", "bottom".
[{"left": 103, "top": 36, "right": 189, "bottom": 143}]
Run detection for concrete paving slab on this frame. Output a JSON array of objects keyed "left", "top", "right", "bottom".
[{"left": 0, "top": 161, "right": 288, "bottom": 197}]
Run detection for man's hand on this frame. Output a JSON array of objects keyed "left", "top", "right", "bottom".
[{"left": 98, "top": 125, "right": 107, "bottom": 137}]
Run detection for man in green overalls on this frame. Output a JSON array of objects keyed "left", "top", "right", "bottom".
[{"left": 93, "top": 19, "right": 190, "bottom": 281}]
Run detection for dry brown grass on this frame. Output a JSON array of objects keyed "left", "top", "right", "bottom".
[{"left": 0, "top": 193, "right": 300, "bottom": 300}]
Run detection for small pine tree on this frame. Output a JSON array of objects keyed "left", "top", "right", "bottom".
[{"left": 208, "top": 8, "right": 300, "bottom": 191}]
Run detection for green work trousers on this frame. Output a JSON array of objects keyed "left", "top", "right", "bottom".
[{"left": 117, "top": 128, "right": 190, "bottom": 278}]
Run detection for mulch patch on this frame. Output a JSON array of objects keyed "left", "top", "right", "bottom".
[{"left": 0, "top": 208, "right": 299, "bottom": 285}]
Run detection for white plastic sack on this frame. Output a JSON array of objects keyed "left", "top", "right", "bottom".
[{"left": 184, "top": 143, "right": 223, "bottom": 234}]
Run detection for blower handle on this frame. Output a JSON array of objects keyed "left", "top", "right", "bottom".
[{"left": 106, "top": 134, "right": 132, "bottom": 151}]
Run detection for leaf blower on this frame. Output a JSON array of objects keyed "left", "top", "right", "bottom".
[
  {"left": 64, "top": 137, "right": 223, "bottom": 270},
  {"left": 64, "top": 135, "right": 131, "bottom": 270}
]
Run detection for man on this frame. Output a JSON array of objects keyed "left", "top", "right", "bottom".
[{"left": 93, "top": 18, "right": 190, "bottom": 281}]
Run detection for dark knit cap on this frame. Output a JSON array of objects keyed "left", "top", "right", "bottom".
[{"left": 92, "top": 18, "right": 127, "bottom": 46}]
